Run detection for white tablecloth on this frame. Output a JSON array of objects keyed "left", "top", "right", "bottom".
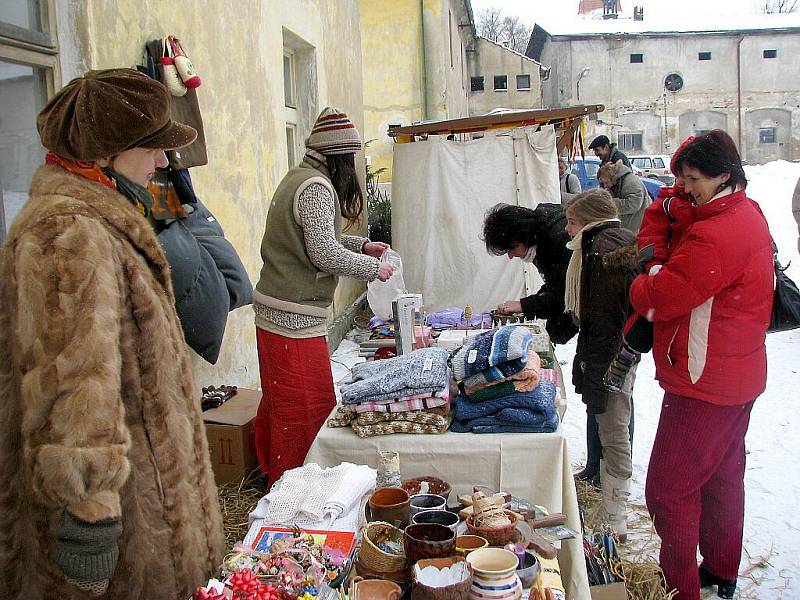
[{"left": 305, "top": 420, "right": 590, "bottom": 600}]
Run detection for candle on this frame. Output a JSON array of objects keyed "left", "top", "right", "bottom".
[{"left": 507, "top": 544, "right": 526, "bottom": 569}]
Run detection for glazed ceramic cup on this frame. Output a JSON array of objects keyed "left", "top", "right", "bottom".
[
  {"left": 369, "top": 487, "right": 411, "bottom": 528},
  {"left": 404, "top": 523, "right": 457, "bottom": 564},
  {"left": 455, "top": 535, "right": 489, "bottom": 558},
  {"left": 409, "top": 493, "right": 447, "bottom": 516},
  {"left": 466, "top": 548, "right": 522, "bottom": 600},
  {"left": 412, "top": 509, "right": 460, "bottom": 534},
  {"left": 351, "top": 578, "right": 403, "bottom": 600},
  {"left": 515, "top": 551, "right": 541, "bottom": 589}
]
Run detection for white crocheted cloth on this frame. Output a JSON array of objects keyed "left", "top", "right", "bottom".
[{"left": 248, "top": 462, "right": 376, "bottom": 530}]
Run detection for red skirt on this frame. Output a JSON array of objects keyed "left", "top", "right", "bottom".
[{"left": 255, "top": 328, "right": 335, "bottom": 484}]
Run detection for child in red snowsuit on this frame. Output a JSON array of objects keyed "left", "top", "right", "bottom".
[{"left": 604, "top": 138, "right": 696, "bottom": 391}]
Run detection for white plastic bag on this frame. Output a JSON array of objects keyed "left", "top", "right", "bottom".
[{"left": 367, "top": 249, "right": 406, "bottom": 319}]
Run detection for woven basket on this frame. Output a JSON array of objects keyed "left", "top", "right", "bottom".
[{"left": 359, "top": 521, "right": 408, "bottom": 573}]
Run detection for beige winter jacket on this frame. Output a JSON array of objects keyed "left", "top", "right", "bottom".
[{"left": 0, "top": 166, "right": 225, "bottom": 599}]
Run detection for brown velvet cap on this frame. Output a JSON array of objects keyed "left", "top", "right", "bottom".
[{"left": 37, "top": 68, "right": 197, "bottom": 161}]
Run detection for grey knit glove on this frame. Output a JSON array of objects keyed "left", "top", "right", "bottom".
[{"left": 56, "top": 512, "right": 122, "bottom": 595}]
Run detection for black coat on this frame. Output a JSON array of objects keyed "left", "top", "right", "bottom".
[
  {"left": 606, "top": 144, "right": 631, "bottom": 168},
  {"left": 158, "top": 200, "right": 252, "bottom": 364},
  {"left": 518, "top": 203, "right": 578, "bottom": 345},
  {"left": 571, "top": 222, "right": 638, "bottom": 414}
]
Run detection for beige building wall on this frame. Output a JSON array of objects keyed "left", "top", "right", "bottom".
[
  {"left": 360, "top": 0, "right": 473, "bottom": 181},
  {"left": 55, "top": 0, "right": 366, "bottom": 388},
  {"left": 467, "top": 37, "right": 542, "bottom": 116},
  {"left": 540, "top": 29, "right": 800, "bottom": 163}
]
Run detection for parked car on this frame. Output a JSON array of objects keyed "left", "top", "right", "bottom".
[
  {"left": 571, "top": 156, "right": 664, "bottom": 200},
  {"left": 629, "top": 154, "right": 675, "bottom": 185}
]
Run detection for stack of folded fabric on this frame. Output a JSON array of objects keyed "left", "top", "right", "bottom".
[
  {"left": 328, "top": 347, "right": 452, "bottom": 438},
  {"left": 449, "top": 325, "right": 559, "bottom": 434}
]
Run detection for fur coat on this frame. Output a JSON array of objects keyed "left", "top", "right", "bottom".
[{"left": 0, "top": 166, "right": 225, "bottom": 599}]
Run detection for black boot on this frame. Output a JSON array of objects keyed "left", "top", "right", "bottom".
[
  {"left": 699, "top": 565, "right": 736, "bottom": 599},
  {"left": 573, "top": 466, "right": 600, "bottom": 488}
]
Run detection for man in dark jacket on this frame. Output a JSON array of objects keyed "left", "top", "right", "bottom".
[
  {"left": 482, "top": 203, "right": 577, "bottom": 345},
  {"left": 589, "top": 134, "right": 631, "bottom": 168}
]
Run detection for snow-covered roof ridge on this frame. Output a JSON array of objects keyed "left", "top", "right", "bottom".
[
  {"left": 477, "top": 35, "right": 543, "bottom": 66},
  {"left": 540, "top": 12, "right": 800, "bottom": 37}
]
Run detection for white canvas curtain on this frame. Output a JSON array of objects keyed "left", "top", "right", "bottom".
[{"left": 391, "top": 125, "right": 559, "bottom": 312}]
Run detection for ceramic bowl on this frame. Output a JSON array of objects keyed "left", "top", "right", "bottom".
[
  {"left": 515, "top": 551, "right": 541, "bottom": 589},
  {"left": 368, "top": 487, "right": 411, "bottom": 528},
  {"left": 410, "top": 493, "right": 447, "bottom": 516},
  {"left": 402, "top": 476, "right": 453, "bottom": 501},
  {"left": 412, "top": 509, "right": 460, "bottom": 533},
  {"left": 455, "top": 535, "right": 489, "bottom": 558},
  {"left": 404, "top": 523, "right": 457, "bottom": 564},
  {"left": 412, "top": 557, "right": 473, "bottom": 600},
  {"left": 465, "top": 510, "right": 519, "bottom": 546}
]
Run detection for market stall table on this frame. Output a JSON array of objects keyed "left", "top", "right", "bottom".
[{"left": 305, "top": 422, "right": 591, "bottom": 600}]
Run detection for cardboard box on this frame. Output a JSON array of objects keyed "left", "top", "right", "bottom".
[
  {"left": 203, "top": 388, "right": 261, "bottom": 485},
  {"left": 590, "top": 582, "right": 627, "bottom": 600}
]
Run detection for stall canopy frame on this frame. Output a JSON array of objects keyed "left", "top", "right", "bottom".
[{"left": 388, "top": 104, "right": 605, "bottom": 158}]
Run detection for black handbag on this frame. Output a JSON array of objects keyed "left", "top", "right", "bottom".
[{"left": 768, "top": 255, "right": 800, "bottom": 333}]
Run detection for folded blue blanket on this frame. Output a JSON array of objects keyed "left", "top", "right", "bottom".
[
  {"left": 450, "top": 326, "right": 532, "bottom": 383},
  {"left": 453, "top": 381, "right": 557, "bottom": 421},
  {"left": 340, "top": 347, "right": 450, "bottom": 405}
]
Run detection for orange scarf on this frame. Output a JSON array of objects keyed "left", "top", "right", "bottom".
[{"left": 45, "top": 152, "right": 117, "bottom": 191}]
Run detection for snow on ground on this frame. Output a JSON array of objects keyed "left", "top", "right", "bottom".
[{"left": 560, "top": 161, "right": 800, "bottom": 598}]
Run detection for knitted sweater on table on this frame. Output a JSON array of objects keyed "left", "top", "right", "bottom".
[
  {"left": 340, "top": 347, "right": 450, "bottom": 404},
  {"left": 450, "top": 326, "right": 532, "bottom": 383},
  {"left": 451, "top": 381, "right": 558, "bottom": 433}
]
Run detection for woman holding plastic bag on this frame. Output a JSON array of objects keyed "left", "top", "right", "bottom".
[
  {"left": 253, "top": 108, "right": 394, "bottom": 484},
  {"left": 367, "top": 249, "right": 406, "bottom": 319}
]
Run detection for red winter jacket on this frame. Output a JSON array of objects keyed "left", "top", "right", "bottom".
[
  {"left": 630, "top": 189, "right": 774, "bottom": 405},
  {"left": 636, "top": 187, "right": 695, "bottom": 271}
]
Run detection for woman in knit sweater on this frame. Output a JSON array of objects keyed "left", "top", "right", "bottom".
[{"left": 253, "top": 108, "right": 393, "bottom": 484}]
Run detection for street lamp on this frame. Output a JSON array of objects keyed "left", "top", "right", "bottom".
[{"left": 576, "top": 67, "right": 590, "bottom": 103}]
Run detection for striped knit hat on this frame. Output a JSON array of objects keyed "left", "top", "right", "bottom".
[{"left": 305, "top": 107, "right": 362, "bottom": 155}]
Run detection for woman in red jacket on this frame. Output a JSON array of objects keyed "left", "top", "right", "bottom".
[{"left": 629, "top": 130, "right": 773, "bottom": 600}]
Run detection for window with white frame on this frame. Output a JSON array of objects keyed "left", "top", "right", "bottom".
[
  {"left": 494, "top": 75, "right": 507, "bottom": 91},
  {"left": 516, "top": 74, "right": 531, "bottom": 90},
  {"left": 283, "top": 47, "right": 298, "bottom": 168},
  {"left": 1, "top": 0, "right": 59, "bottom": 242}
]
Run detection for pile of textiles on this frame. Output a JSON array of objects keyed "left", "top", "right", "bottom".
[
  {"left": 450, "top": 325, "right": 559, "bottom": 434},
  {"left": 247, "top": 462, "right": 376, "bottom": 533},
  {"left": 329, "top": 347, "right": 452, "bottom": 438}
]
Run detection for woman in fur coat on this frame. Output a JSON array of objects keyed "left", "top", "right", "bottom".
[{"left": 0, "top": 69, "right": 224, "bottom": 599}]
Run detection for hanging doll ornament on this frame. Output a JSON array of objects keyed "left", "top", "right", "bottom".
[
  {"left": 168, "top": 36, "right": 202, "bottom": 88},
  {"left": 160, "top": 37, "right": 188, "bottom": 96}
]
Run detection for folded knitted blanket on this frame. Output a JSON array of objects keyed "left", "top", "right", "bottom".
[
  {"left": 451, "top": 325, "right": 532, "bottom": 382},
  {"left": 463, "top": 351, "right": 541, "bottom": 397},
  {"left": 349, "top": 386, "right": 449, "bottom": 414},
  {"left": 328, "top": 403, "right": 450, "bottom": 427},
  {"left": 461, "top": 356, "right": 527, "bottom": 388},
  {"left": 454, "top": 380, "right": 557, "bottom": 419},
  {"left": 340, "top": 347, "right": 450, "bottom": 404},
  {"left": 540, "top": 368, "right": 558, "bottom": 385},
  {"left": 449, "top": 414, "right": 558, "bottom": 434},
  {"left": 352, "top": 414, "right": 451, "bottom": 438}
]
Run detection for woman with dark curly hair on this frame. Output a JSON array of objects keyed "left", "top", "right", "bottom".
[
  {"left": 482, "top": 202, "right": 578, "bottom": 344},
  {"left": 631, "top": 130, "right": 773, "bottom": 599}
]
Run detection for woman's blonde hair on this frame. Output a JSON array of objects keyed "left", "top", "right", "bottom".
[{"left": 564, "top": 188, "right": 618, "bottom": 225}]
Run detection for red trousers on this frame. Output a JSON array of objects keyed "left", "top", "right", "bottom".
[
  {"left": 255, "top": 328, "right": 335, "bottom": 485},
  {"left": 646, "top": 392, "right": 754, "bottom": 600}
]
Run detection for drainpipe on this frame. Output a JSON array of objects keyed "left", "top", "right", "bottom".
[
  {"left": 736, "top": 35, "right": 743, "bottom": 155},
  {"left": 420, "top": 0, "right": 429, "bottom": 120}
]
